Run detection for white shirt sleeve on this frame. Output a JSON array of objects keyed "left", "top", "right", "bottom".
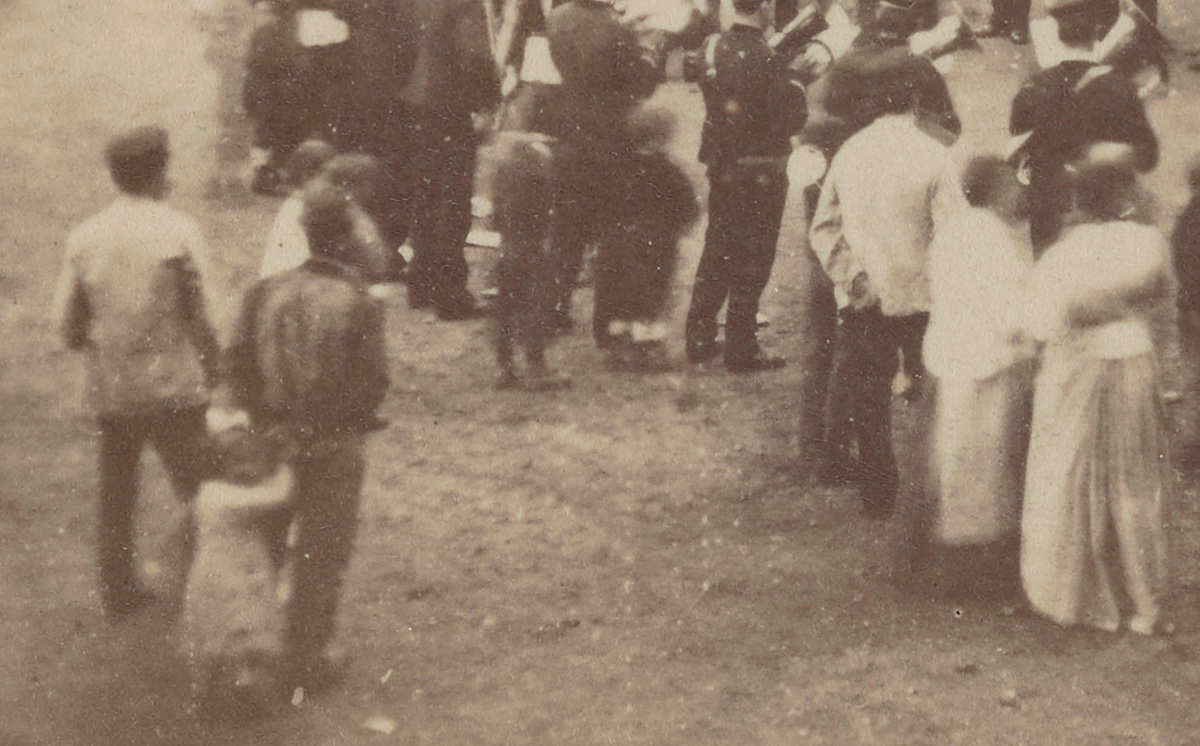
[{"left": 260, "top": 197, "right": 310, "bottom": 279}]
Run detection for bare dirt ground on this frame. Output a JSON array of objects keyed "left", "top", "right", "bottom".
[{"left": 4, "top": 1, "right": 1200, "bottom": 744}]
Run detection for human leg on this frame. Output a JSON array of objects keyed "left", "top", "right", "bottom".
[
  {"left": 685, "top": 174, "right": 736, "bottom": 362},
  {"left": 282, "top": 436, "right": 366, "bottom": 683},
  {"left": 724, "top": 168, "right": 787, "bottom": 369},
  {"left": 97, "top": 413, "right": 150, "bottom": 617}
]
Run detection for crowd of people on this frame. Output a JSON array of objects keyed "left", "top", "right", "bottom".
[{"left": 49, "top": 0, "right": 1194, "bottom": 722}]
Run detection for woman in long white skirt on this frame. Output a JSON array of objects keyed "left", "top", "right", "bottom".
[
  {"left": 1020, "top": 152, "right": 1171, "bottom": 634},
  {"left": 925, "top": 156, "right": 1035, "bottom": 548}
]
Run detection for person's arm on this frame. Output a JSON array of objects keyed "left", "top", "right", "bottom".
[
  {"left": 775, "top": 59, "right": 810, "bottom": 137},
  {"left": 219, "top": 281, "right": 268, "bottom": 414},
  {"left": 175, "top": 226, "right": 221, "bottom": 388},
  {"left": 50, "top": 241, "right": 91, "bottom": 351},
  {"left": 810, "top": 168, "right": 871, "bottom": 309},
  {"left": 1115, "top": 81, "right": 1159, "bottom": 172},
  {"left": 1009, "top": 77, "right": 1044, "bottom": 136},
  {"left": 345, "top": 294, "right": 389, "bottom": 425}
]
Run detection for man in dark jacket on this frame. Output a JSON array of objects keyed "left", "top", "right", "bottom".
[
  {"left": 222, "top": 183, "right": 389, "bottom": 692},
  {"left": 684, "top": 0, "right": 808, "bottom": 372},
  {"left": 1009, "top": 0, "right": 1158, "bottom": 253}
]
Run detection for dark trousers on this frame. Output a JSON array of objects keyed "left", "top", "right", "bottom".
[
  {"left": 548, "top": 141, "right": 622, "bottom": 344},
  {"left": 824, "top": 308, "right": 930, "bottom": 512},
  {"left": 263, "top": 434, "right": 366, "bottom": 670},
  {"left": 96, "top": 405, "right": 209, "bottom": 614},
  {"left": 797, "top": 260, "right": 839, "bottom": 473},
  {"left": 685, "top": 165, "right": 788, "bottom": 365},
  {"left": 494, "top": 237, "right": 556, "bottom": 376},
  {"left": 990, "top": 0, "right": 1031, "bottom": 31},
  {"left": 408, "top": 126, "right": 478, "bottom": 314}
]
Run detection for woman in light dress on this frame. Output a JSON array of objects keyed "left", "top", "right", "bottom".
[
  {"left": 1020, "top": 148, "right": 1172, "bottom": 634},
  {"left": 924, "top": 155, "right": 1036, "bottom": 550}
]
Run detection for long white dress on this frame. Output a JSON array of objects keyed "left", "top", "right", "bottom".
[
  {"left": 923, "top": 208, "right": 1035, "bottom": 545},
  {"left": 1020, "top": 220, "right": 1171, "bottom": 633}
]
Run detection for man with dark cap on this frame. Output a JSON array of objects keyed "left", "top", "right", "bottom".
[
  {"left": 1009, "top": 0, "right": 1158, "bottom": 254},
  {"left": 51, "top": 127, "right": 220, "bottom": 621},
  {"left": 221, "top": 181, "right": 389, "bottom": 693},
  {"left": 683, "top": 0, "right": 808, "bottom": 372}
]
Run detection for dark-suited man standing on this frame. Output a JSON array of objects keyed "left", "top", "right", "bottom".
[
  {"left": 1009, "top": 0, "right": 1157, "bottom": 254},
  {"left": 403, "top": 0, "right": 501, "bottom": 319},
  {"left": 684, "top": 0, "right": 808, "bottom": 372}
]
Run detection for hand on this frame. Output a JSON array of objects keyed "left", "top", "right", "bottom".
[
  {"left": 790, "top": 43, "right": 833, "bottom": 84},
  {"left": 848, "top": 271, "right": 878, "bottom": 311}
]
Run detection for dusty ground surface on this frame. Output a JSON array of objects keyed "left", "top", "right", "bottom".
[{"left": 5, "top": 1, "right": 1200, "bottom": 744}]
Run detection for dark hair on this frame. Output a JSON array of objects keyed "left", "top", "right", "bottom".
[
  {"left": 105, "top": 126, "right": 169, "bottom": 195},
  {"left": 301, "top": 181, "right": 354, "bottom": 259},
  {"left": 731, "top": 0, "right": 766, "bottom": 14},
  {"left": 1052, "top": 0, "right": 1116, "bottom": 47},
  {"left": 285, "top": 140, "right": 336, "bottom": 189},
  {"left": 1074, "top": 161, "right": 1136, "bottom": 220},
  {"left": 322, "top": 153, "right": 382, "bottom": 196},
  {"left": 961, "top": 155, "right": 1013, "bottom": 208}
]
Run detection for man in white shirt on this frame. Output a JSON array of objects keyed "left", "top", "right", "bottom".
[
  {"left": 809, "top": 57, "right": 965, "bottom": 520},
  {"left": 52, "top": 127, "right": 220, "bottom": 620}
]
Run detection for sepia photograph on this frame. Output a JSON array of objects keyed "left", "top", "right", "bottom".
[{"left": 3, "top": 0, "right": 1200, "bottom": 742}]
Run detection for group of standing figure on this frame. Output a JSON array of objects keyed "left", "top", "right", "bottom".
[
  {"left": 802, "top": 0, "right": 1175, "bottom": 635},
  {"left": 49, "top": 0, "right": 1190, "bottom": 722}
]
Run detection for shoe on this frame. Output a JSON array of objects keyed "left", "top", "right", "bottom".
[
  {"left": 103, "top": 587, "right": 158, "bottom": 622},
  {"left": 494, "top": 371, "right": 521, "bottom": 390},
  {"left": 407, "top": 286, "right": 432, "bottom": 310},
  {"left": 1009, "top": 28, "right": 1030, "bottom": 45},
  {"left": 974, "top": 21, "right": 1003, "bottom": 38},
  {"left": 685, "top": 341, "right": 722, "bottom": 365},
  {"left": 435, "top": 298, "right": 485, "bottom": 321},
  {"left": 726, "top": 351, "right": 786, "bottom": 373},
  {"left": 861, "top": 496, "right": 896, "bottom": 519},
  {"left": 522, "top": 371, "right": 572, "bottom": 392},
  {"left": 280, "top": 654, "right": 348, "bottom": 699},
  {"left": 545, "top": 309, "right": 574, "bottom": 336}
]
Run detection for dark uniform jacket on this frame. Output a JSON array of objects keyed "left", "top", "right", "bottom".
[
  {"left": 1010, "top": 60, "right": 1158, "bottom": 174},
  {"left": 698, "top": 24, "right": 808, "bottom": 168}
]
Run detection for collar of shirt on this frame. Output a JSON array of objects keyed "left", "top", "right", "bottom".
[{"left": 304, "top": 255, "right": 369, "bottom": 283}]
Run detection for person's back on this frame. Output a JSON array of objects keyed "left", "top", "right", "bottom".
[
  {"left": 698, "top": 22, "right": 807, "bottom": 167},
  {"left": 816, "top": 112, "right": 961, "bottom": 316},
  {"left": 51, "top": 126, "right": 218, "bottom": 621},
  {"left": 64, "top": 198, "right": 214, "bottom": 411},
  {"left": 240, "top": 265, "right": 385, "bottom": 430}
]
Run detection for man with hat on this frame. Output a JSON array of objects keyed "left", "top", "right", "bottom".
[
  {"left": 683, "top": 0, "right": 809, "bottom": 371},
  {"left": 52, "top": 126, "right": 221, "bottom": 621},
  {"left": 1009, "top": 0, "right": 1157, "bottom": 254},
  {"left": 809, "top": 55, "right": 966, "bottom": 522}
]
